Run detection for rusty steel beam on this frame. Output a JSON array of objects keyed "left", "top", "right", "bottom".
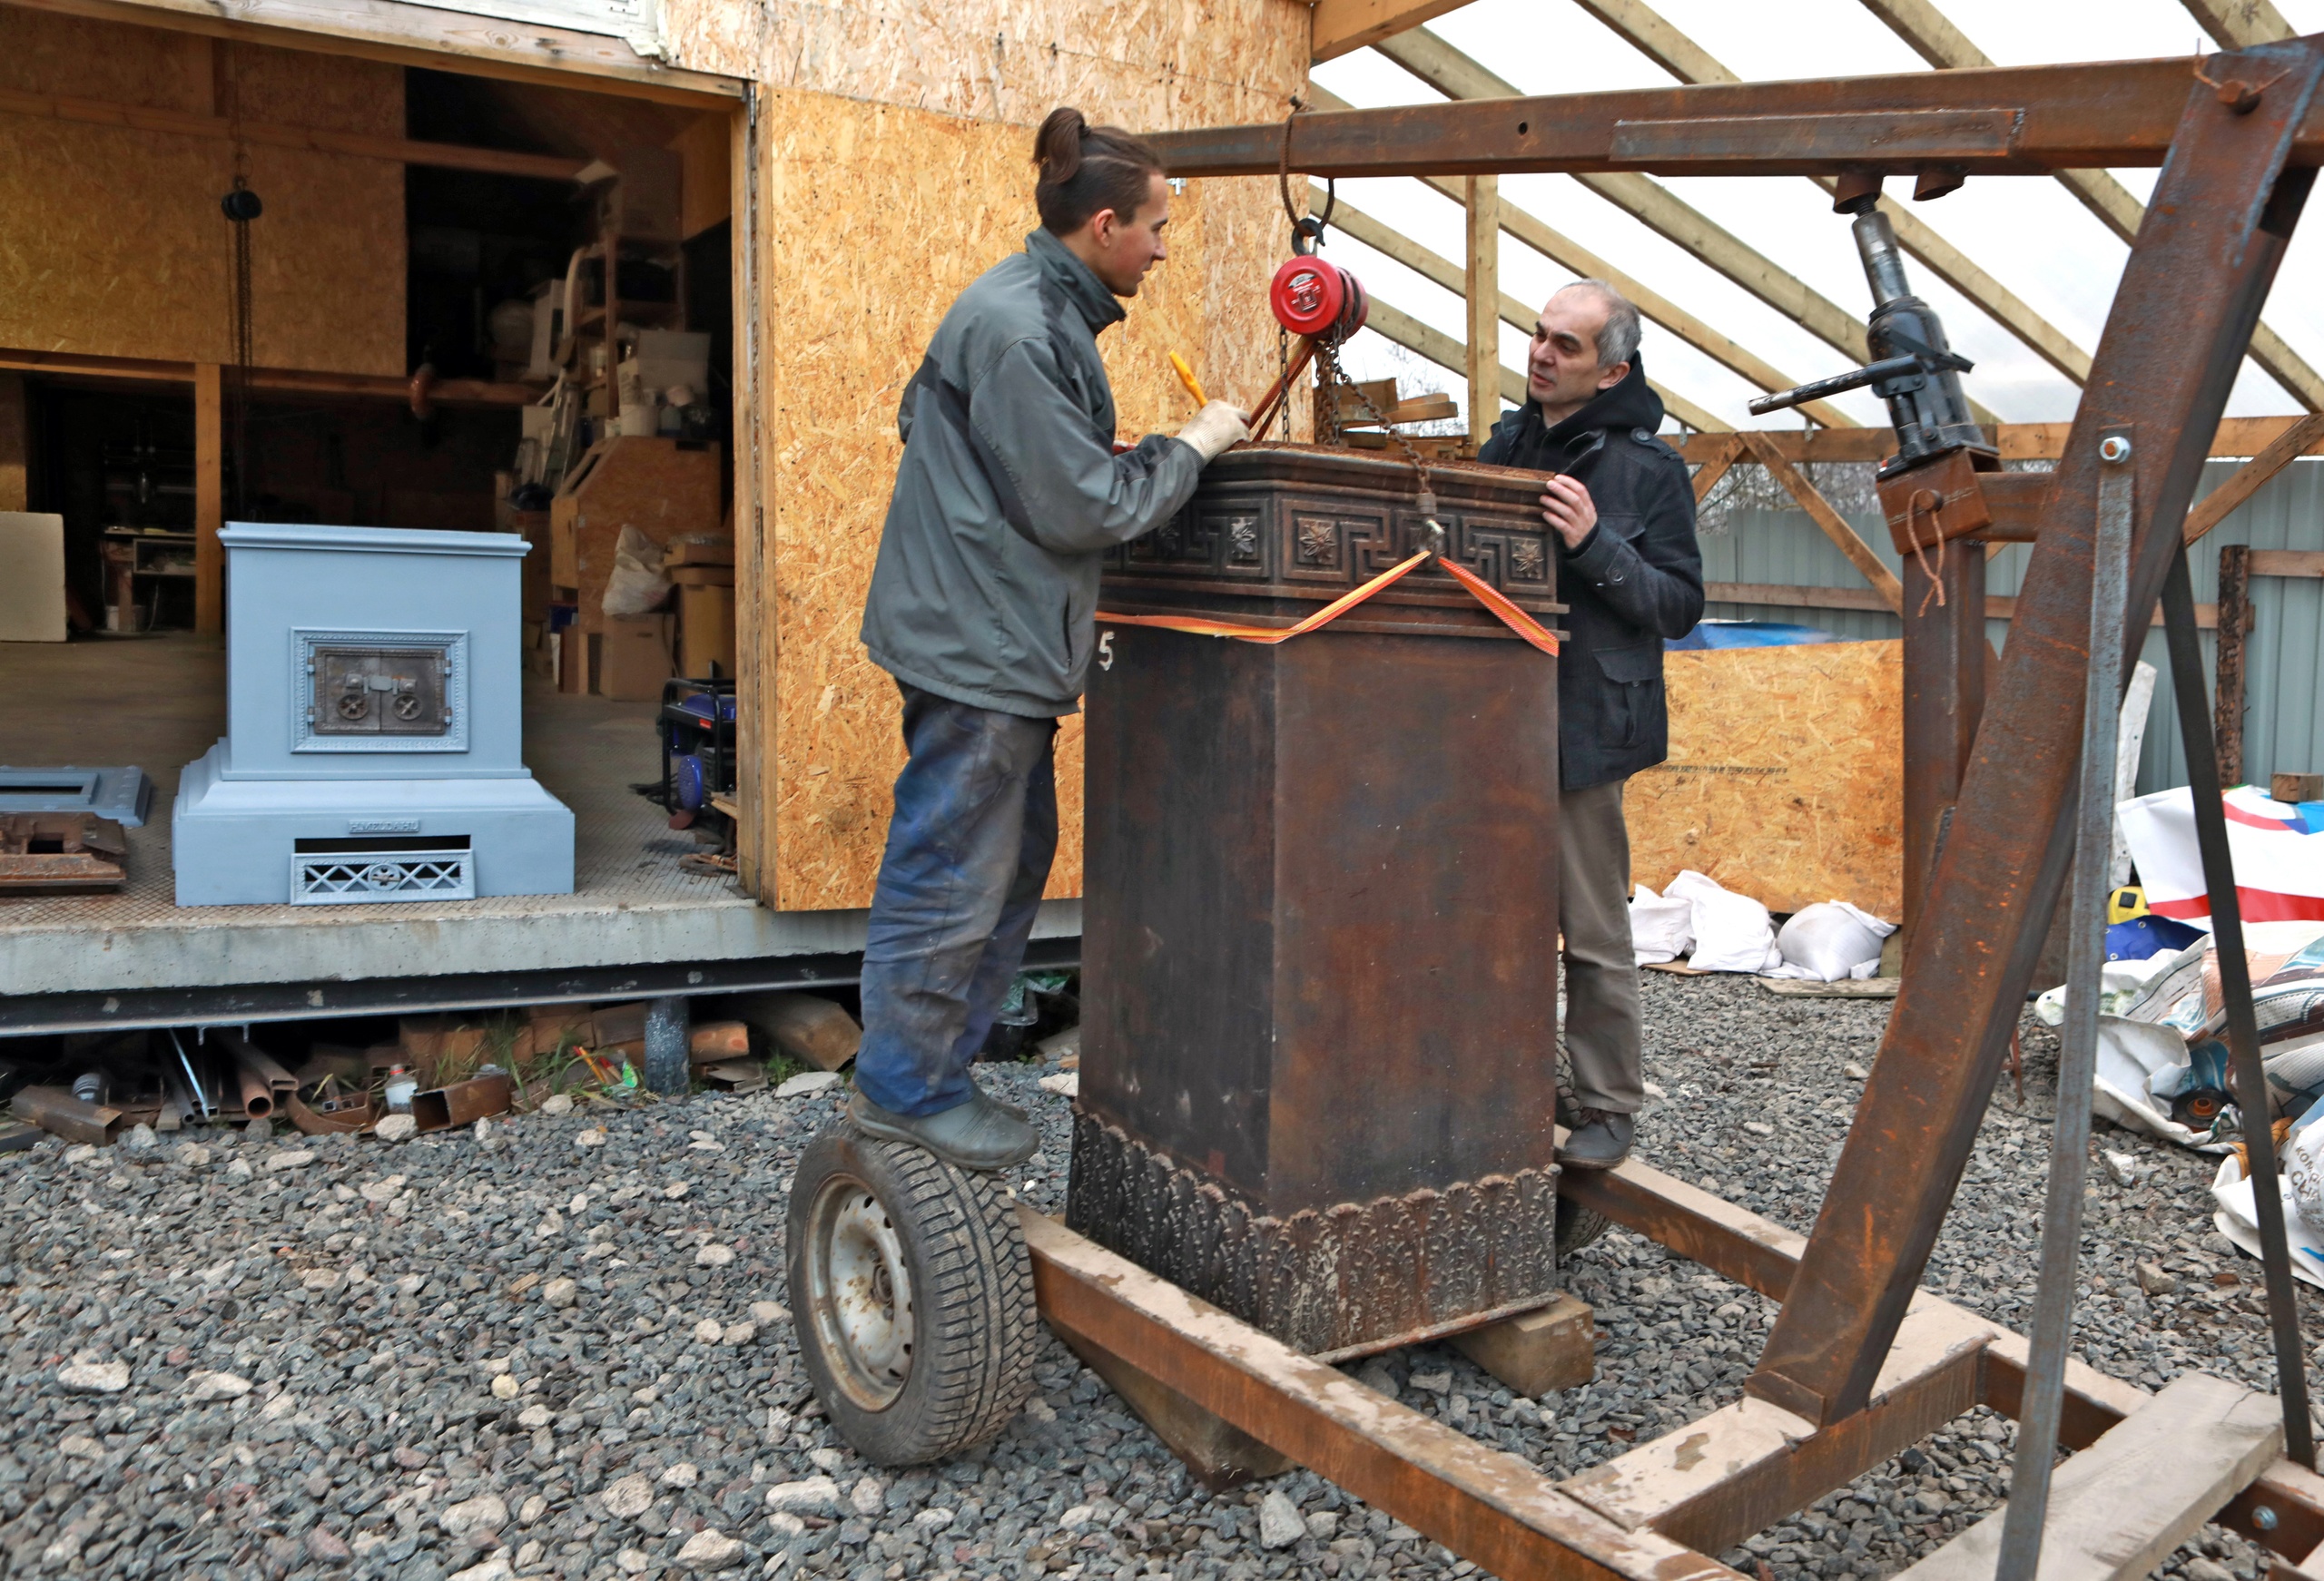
[
  {"left": 1745, "top": 37, "right": 2324, "bottom": 1429},
  {"left": 1899, "top": 543, "right": 1987, "bottom": 953},
  {"left": 1021, "top": 1209, "right": 1742, "bottom": 1581},
  {"left": 1149, "top": 54, "right": 2324, "bottom": 178},
  {"left": 1557, "top": 1154, "right": 2324, "bottom": 1559}
]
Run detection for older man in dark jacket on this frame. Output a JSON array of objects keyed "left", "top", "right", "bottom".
[{"left": 1478, "top": 280, "right": 1704, "bottom": 1170}]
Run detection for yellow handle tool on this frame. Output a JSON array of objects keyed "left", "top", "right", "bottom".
[{"left": 1169, "top": 351, "right": 1207, "bottom": 409}]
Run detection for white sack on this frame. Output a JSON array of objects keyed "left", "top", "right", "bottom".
[
  {"left": 602, "top": 525, "right": 671, "bottom": 618},
  {"left": 1768, "top": 900, "right": 1896, "bottom": 982},
  {"left": 1629, "top": 884, "right": 1694, "bottom": 965},
  {"left": 1665, "top": 869, "right": 1783, "bottom": 974}
]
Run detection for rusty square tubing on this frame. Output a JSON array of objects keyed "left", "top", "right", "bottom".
[
  {"left": 1020, "top": 1210, "right": 1740, "bottom": 1581},
  {"left": 1559, "top": 1154, "right": 2324, "bottom": 1562},
  {"left": 1749, "top": 37, "right": 2324, "bottom": 1431},
  {"left": 409, "top": 1072, "right": 513, "bottom": 1133},
  {"left": 1144, "top": 53, "right": 2324, "bottom": 180}
]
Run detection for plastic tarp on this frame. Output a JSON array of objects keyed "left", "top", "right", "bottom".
[{"left": 2118, "top": 784, "right": 2324, "bottom": 925}]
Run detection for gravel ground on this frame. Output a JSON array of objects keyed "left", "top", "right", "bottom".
[{"left": 0, "top": 976, "right": 2309, "bottom": 1580}]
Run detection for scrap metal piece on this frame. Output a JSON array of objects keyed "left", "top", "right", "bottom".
[
  {"left": 222, "top": 1035, "right": 296, "bottom": 1121},
  {"left": 12, "top": 1085, "right": 125, "bottom": 1146},
  {"left": 410, "top": 1071, "right": 513, "bottom": 1133},
  {"left": 0, "top": 813, "right": 127, "bottom": 891}
]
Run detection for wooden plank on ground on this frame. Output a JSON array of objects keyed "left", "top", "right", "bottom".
[
  {"left": 1021, "top": 1210, "right": 1743, "bottom": 1581},
  {"left": 1758, "top": 976, "right": 1901, "bottom": 998},
  {"left": 1896, "top": 1373, "right": 2282, "bottom": 1581}
]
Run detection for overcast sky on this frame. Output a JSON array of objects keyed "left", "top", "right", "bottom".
[{"left": 1309, "top": 0, "right": 2324, "bottom": 430}]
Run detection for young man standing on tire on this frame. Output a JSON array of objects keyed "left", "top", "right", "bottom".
[
  {"left": 849, "top": 108, "right": 1250, "bottom": 1172},
  {"left": 1478, "top": 281, "right": 1704, "bottom": 1172}
]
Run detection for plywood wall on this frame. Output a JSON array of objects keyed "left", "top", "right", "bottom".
[
  {"left": 0, "top": 12, "right": 405, "bottom": 375},
  {"left": 695, "top": 0, "right": 1309, "bottom": 909},
  {"left": 1625, "top": 640, "right": 1905, "bottom": 922}
]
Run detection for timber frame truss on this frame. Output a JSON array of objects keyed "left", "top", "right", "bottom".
[{"left": 1005, "top": 39, "right": 2324, "bottom": 1579}]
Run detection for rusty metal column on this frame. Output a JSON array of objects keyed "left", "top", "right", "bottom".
[
  {"left": 1899, "top": 543, "right": 1986, "bottom": 951},
  {"left": 1748, "top": 38, "right": 2324, "bottom": 1428}
]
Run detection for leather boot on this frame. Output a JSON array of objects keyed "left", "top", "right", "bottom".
[
  {"left": 1561, "top": 1108, "right": 1635, "bottom": 1172},
  {"left": 849, "top": 1087, "right": 1039, "bottom": 1171}
]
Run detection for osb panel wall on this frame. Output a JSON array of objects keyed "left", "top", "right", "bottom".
[
  {"left": 723, "top": 0, "right": 1307, "bottom": 910},
  {"left": 1625, "top": 640, "right": 1905, "bottom": 921},
  {"left": 0, "top": 14, "right": 404, "bottom": 375}
]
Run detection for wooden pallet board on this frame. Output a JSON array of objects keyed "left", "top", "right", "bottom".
[{"left": 1886, "top": 1362, "right": 2276, "bottom": 1581}]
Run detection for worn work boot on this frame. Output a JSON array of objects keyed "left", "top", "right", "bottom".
[
  {"left": 849, "top": 1088, "right": 1039, "bottom": 1172},
  {"left": 1561, "top": 1108, "right": 1635, "bottom": 1172}
]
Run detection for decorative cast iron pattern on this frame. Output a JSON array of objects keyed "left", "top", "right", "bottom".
[
  {"left": 1108, "top": 448, "right": 1559, "bottom": 615},
  {"left": 1066, "top": 1113, "right": 1559, "bottom": 1356}
]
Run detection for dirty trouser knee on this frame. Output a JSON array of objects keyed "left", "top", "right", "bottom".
[
  {"left": 1561, "top": 778, "right": 1644, "bottom": 1115},
  {"left": 853, "top": 684, "right": 1059, "bottom": 1118}
]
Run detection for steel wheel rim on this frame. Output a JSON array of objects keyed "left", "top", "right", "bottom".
[{"left": 803, "top": 1172, "right": 915, "bottom": 1411}]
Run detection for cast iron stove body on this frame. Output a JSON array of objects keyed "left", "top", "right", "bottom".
[{"left": 1069, "top": 443, "right": 1568, "bottom": 1358}]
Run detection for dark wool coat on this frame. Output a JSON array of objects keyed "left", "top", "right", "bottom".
[{"left": 1478, "top": 358, "right": 1706, "bottom": 790}]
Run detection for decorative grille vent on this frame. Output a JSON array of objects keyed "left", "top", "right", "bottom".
[{"left": 291, "top": 849, "right": 476, "bottom": 904}]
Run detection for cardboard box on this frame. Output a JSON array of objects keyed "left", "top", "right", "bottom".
[
  {"left": 598, "top": 614, "right": 675, "bottom": 700},
  {"left": 679, "top": 584, "right": 735, "bottom": 680}
]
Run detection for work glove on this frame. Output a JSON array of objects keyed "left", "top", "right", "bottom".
[{"left": 1177, "top": 401, "right": 1251, "bottom": 464}]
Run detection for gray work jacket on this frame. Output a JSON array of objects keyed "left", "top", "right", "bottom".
[{"left": 860, "top": 229, "right": 1206, "bottom": 718}]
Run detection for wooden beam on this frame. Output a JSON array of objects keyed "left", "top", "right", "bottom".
[
  {"left": 7, "top": 0, "right": 742, "bottom": 107},
  {"left": 1700, "top": 580, "right": 2219, "bottom": 629},
  {"left": 2250, "top": 549, "right": 2324, "bottom": 576},
  {"left": 1550, "top": 7, "right": 2075, "bottom": 404},
  {"left": 2184, "top": 412, "right": 2324, "bottom": 543},
  {"left": 1859, "top": 0, "right": 2324, "bottom": 410},
  {"left": 0, "top": 372, "right": 25, "bottom": 513},
  {"left": 2218, "top": 543, "right": 2253, "bottom": 785},
  {"left": 193, "top": 363, "right": 222, "bottom": 636},
  {"left": 1671, "top": 416, "right": 2324, "bottom": 466},
  {"left": 1300, "top": 99, "right": 1859, "bottom": 426},
  {"left": 1369, "top": 31, "right": 2002, "bottom": 425},
  {"left": 1464, "top": 174, "right": 1500, "bottom": 447},
  {"left": 2180, "top": 0, "right": 2298, "bottom": 48},
  {"left": 0, "top": 83, "right": 586, "bottom": 180},
  {"left": 0, "top": 346, "right": 537, "bottom": 407},
  {"left": 1022, "top": 1209, "right": 1743, "bottom": 1581},
  {"left": 1689, "top": 434, "right": 1745, "bottom": 504},
  {"left": 1351, "top": 224, "right": 1732, "bottom": 433},
  {"left": 1738, "top": 430, "right": 1903, "bottom": 614},
  {"left": 1312, "top": 0, "right": 1473, "bottom": 64}
]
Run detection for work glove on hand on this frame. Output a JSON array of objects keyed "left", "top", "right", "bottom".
[{"left": 1177, "top": 401, "right": 1251, "bottom": 464}]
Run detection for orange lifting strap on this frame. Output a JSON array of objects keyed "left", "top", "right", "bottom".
[{"left": 1097, "top": 550, "right": 1560, "bottom": 657}]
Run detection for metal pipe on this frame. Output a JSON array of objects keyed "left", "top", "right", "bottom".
[
  {"left": 1994, "top": 426, "right": 2135, "bottom": 1579},
  {"left": 2160, "top": 546, "right": 2318, "bottom": 1468},
  {"left": 167, "top": 1026, "right": 210, "bottom": 1118}
]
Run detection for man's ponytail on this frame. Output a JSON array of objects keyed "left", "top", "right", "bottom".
[{"left": 1032, "top": 106, "right": 1165, "bottom": 233}]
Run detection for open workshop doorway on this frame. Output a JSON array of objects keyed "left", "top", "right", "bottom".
[{"left": 0, "top": 6, "right": 755, "bottom": 1003}]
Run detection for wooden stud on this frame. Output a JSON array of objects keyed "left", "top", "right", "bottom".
[
  {"left": 1465, "top": 175, "right": 1500, "bottom": 450},
  {"left": 1689, "top": 434, "right": 1745, "bottom": 505},
  {"left": 0, "top": 372, "right": 26, "bottom": 513},
  {"left": 1737, "top": 431, "right": 1904, "bottom": 615},
  {"left": 1450, "top": 1293, "right": 1595, "bottom": 1397},
  {"left": 1669, "top": 417, "right": 2324, "bottom": 467},
  {"left": 193, "top": 362, "right": 222, "bottom": 636},
  {"left": 1701, "top": 581, "right": 2217, "bottom": 628},
  {"left": 728, "top": 98, "right": 770, "bottom": 906}
]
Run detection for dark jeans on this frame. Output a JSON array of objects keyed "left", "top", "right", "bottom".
[{"left": 852, "top": 683, "right": 1059, "bottom": 1117}]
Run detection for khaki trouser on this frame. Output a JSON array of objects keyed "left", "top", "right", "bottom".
[{"left": 1561, "top": 778, "right": 1644, "bottom": 1114}]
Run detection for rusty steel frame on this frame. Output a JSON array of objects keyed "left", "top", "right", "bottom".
[{"left": 1058, "top": 34, "right": 2324, "bottom": 1579}]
